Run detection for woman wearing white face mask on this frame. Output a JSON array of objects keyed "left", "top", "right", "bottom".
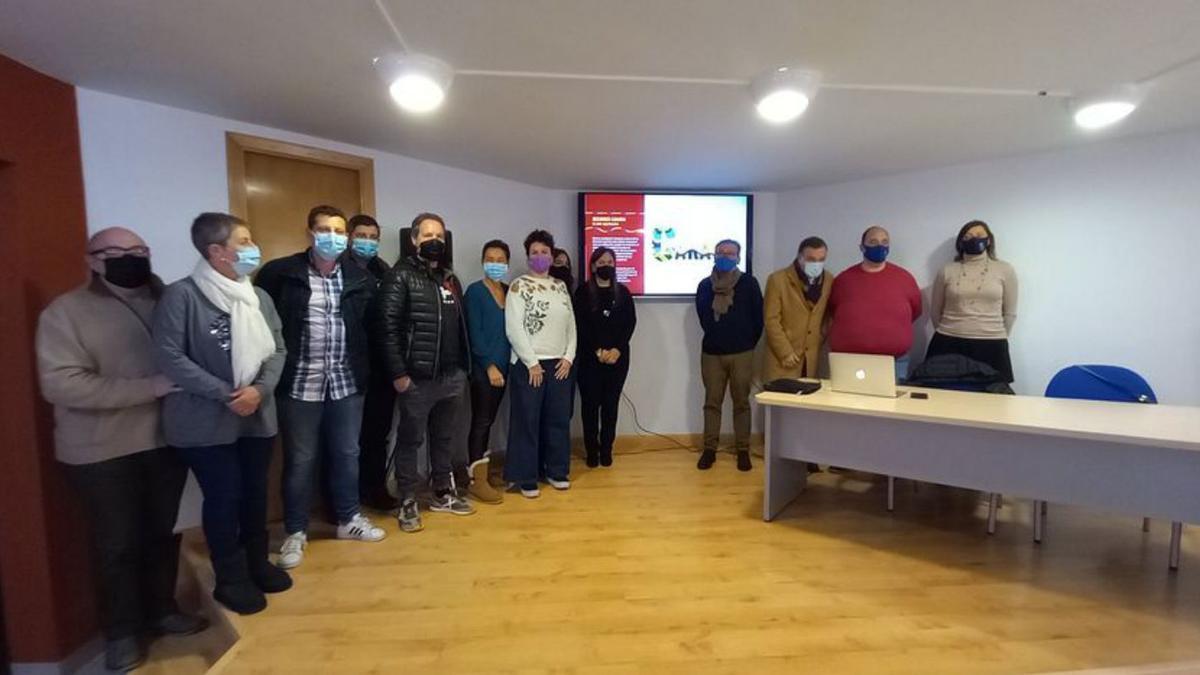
[
  {"left": 153, "top": 212, "right": 289, "bottom": 616},
  {"left": 763, "top": 236, "right": 834, "bottom": 382},
  {"left": 927, "top": 220, "right": 1019, "bottom": 383}
]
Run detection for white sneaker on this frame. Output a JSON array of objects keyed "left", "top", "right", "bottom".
[
  {"left": 546, "top": 477, "right": 570, "bottom": 490},
  {"left": 337, "top": 513, "right": 386, "bottom": 542},
  {"left": 277, "top": 531, "right": 306, "bottom": 570}
]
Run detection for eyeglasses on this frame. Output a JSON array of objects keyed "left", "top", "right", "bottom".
[{"left": 88, "top": 245, "right": 151, "bottom": 259}]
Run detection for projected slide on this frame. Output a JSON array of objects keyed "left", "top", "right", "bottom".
[{"left": 581, "top": 192, "right": 751, "bottom": 296}]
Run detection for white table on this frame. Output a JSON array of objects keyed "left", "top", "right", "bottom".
[{"left": 758, "top": 383, "right": 1200, "bottom": 568}]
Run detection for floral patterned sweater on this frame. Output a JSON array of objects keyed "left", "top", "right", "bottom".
[{"left": 504, "top": 274, "right": 577, "bottom": 367}]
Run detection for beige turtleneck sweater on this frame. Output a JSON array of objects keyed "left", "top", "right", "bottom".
[{"left": 930, "top": 255, "right": 1018, "bottom": 340}]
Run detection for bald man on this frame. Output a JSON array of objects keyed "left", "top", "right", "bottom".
[
  {"left": 36, "top": 228, "right": 207, "bottom": 671},
  {"left": 826, "top": 225, "right": 923, "bottom": 381}
]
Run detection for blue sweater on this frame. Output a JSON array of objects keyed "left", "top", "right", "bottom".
[{"left": 464, "top": 280, "right": 510, "bottom": 375}]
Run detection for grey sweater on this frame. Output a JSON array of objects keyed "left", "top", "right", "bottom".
[
  {"left": 152, "top": 277, "right": 286, "bottom": 448},
  {"left": 36, "top": 276, "right": 167, "bottom": 465}
]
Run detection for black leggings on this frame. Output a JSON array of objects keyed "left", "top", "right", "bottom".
[
  {"left": 468, "top": 371, "right": 506, "bottom": 464},
  {"left": 577, "top": 356, "right": 630, "bottom": 454}
]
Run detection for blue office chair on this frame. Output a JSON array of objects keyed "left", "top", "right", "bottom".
[
  {"left": 1045, "top": 365, "right": 1156, "bottom": 404},
  {"left": 1032, "top": 365, "right": 1181, "bottom": 568}
]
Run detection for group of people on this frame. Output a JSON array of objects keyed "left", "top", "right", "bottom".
[
  {"left": 34, "top": 207, "right": 639, "bottom": 671},
  {"left": 695, "top": 222, "right": 1017, "bottom": 471},
  {"left": 35, "top": 205, "right": 1014, "bottom": 671}
]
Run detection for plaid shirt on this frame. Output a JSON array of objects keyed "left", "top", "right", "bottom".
[{"left": 289, "top": 265, "right": 358, "bottom": 402}]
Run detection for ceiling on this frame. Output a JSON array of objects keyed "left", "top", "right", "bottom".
[{"left": 2, "top": 0, "right": 1200, "bottom": 190}]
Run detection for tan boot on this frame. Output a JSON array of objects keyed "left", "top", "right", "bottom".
[{"left": 468, "top": 458, "right": 503, "bottom": 504}]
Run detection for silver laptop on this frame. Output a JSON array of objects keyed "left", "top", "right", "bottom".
[{"left": 829, "top": 352, "right": 903, "bottom": 398}]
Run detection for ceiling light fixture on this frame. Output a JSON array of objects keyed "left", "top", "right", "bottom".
[
  {"left": 1070, "top": 84, "right": 1145, "bottom": 130},
  {"left": 751, "top": 67, "right": 821, "bottom": 124},
  {"left": 373, "top": 53, "right": 455, "bottom": 114}
]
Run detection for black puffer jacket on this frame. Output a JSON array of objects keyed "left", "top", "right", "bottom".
[
  {"left": 907, "top": 354, "right": 1014, "bottom": 395},
  {"left": 375, "top": 255, "right": 471, "bottom": 381}
]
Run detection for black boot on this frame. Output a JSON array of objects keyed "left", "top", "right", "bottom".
[
  {"left": 737, "top": 451, "right": 752, "bottom": 472},
  {"left": 585, "top": 447, "right": 600, "bottom": 468},
  {"left": 599, "top": 447, "right": 613, "bottom": 467},
  {"left": 244, "top": 533, "right": 293, "bottom": 594},
  {"left": 697, "top": 449, "right": 716, "bottom": 470},
  {"left": 212, "top": 550, "right": 267, "bottom": 615}
]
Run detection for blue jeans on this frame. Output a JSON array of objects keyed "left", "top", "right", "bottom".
[
  {"left": 279, "top": 394, "right": 364, "bottom": 534},
  {"left": 180, "top": 437, "right": 273, "bottom": 560},
  {"left": 895, "top": 355, "right": 911, "bottom": 383},
  {"left": 505, "top": 360, "right": 575, "bottom": 485}
]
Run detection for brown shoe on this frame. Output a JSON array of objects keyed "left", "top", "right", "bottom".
[{"left": 468, "top": 458, "right": 503, "bottom": 504}]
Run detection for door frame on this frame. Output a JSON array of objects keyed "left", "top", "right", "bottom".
[{"left": 225, "top": 131, "right": 376, "bottom": 219}]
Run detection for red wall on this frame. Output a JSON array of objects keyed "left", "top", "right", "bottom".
[{"left": 0, "top": 53, "right": 96, "bottom": 663}]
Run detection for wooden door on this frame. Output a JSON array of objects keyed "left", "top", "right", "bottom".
[
  {"left": 226, "top": 133, "right": 376, "bottom": 524},
  {"left": 227, "top": 132, "right": 375, "bottom": 263}
]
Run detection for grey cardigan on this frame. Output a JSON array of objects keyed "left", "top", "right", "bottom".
[{"left": 152, "top": 277, "right": 286, "bottom": 448}]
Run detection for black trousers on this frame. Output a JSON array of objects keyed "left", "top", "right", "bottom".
[
  {"left": 578, "top": 356, "right": 630, "bottom": 455},
  {"left": 358, "top": 374, "right": 397, "bottom": 499},
  {"left": 467, "top": 371, "right": 507, "bottom": 464},
  {"left": 64, "top": 447, "right": 188, "bottom": 640}
]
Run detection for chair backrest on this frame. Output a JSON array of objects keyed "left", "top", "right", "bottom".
[{"left": 1045, "top": 365, "right": 1157, "bottom": 404}]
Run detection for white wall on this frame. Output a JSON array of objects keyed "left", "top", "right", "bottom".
[
  {"left": 75, "top": 88, "right": 777, "bottom": 454},
  {"left": 77, "top": 88, "right": 564, "bottom": 285},
  {"left": 774, "top": 128, "right": 1200, "bottom": 405}
]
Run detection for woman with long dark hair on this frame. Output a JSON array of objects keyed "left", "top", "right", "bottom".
[
  {"left": 573, "top": 247, "right": 637, "bottom": 467},
  {"left": 927, "top": 220, "right": 1019, "bottom": 382}
]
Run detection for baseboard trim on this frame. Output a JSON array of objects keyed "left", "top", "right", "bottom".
[{"left": 571, "top": 432, "right": 764, "bottom": 455}]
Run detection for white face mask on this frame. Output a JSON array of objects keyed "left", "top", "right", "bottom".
[{"left": 802, "top": 260, "right": 825, "bottom": 279}]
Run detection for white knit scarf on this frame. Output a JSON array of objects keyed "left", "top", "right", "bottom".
[{"left": 190, "top": 260, "right": 275, "bottom": 388}]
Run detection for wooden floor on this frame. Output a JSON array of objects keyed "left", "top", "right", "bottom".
[{"left": 166, "top": 448, "right": 1200, "bottom": 674}]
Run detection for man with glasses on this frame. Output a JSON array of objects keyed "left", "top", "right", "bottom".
[
  {"left": 35, "top": 227, "right": 208, "bottom": 671},
  {"left": 694, "top": 239, "right": 763, "bottom": 472}
]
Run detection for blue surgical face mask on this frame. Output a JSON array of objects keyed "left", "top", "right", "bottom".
[
  {"left": 351, "top": 237, "right": 379, "bottom": 259},
  {"left": 233, "top": 245, "right": 261, "bottom": 277},
  {"left": 483, "top": 262, "right": 508, "bottom": 281},
  {"left": 862, "top": 244, "right": 889, "bottom": 264},
  {"left": 714, "top": 256, "right": 738, "bottom": 273},
  {"left": 802, "top": 260, "right": 825, "bottom": 279},
  {"left": 313, "top": 231, "right": 348, "bottom": 260}
]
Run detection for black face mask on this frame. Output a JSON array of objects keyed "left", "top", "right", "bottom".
[
  {"left": 103, "top": 255, "right": 152, "bottom": 288},
  {"left": 594, "top": 265, "right": 615, "bottom": 281},
  {"left": 418, "top": 239, "right": 446, "bottom": 262},
  {"left": 549, "top": 266, "right": 572, "bottom": 283},
  {"left": 961, "top": 237, "right": 990, "bottom": 256}
]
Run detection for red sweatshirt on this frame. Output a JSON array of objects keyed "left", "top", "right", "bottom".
[{"left": 828, "top": 263, "right": 922, "bottom": 357}]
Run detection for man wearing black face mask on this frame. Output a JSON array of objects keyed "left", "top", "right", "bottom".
[
  {"left": 376, "top": 212, "right": 475, "bottom": 532},
  {"left": 35, "top": 227, "right": 208, "bottom": 671}
]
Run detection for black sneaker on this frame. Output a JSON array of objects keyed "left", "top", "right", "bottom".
[
  {"left": 152, "top": 612, "right": 210, "bottom": 636},
  {"left": 737, "top": 451, "right": 752, "bottom": 472},
  {"left": 105, "top": 636, "right": 145, "bottom": 672},
  {"left": 697, "top": 450, "right": 716, "bottom": 470},
  {"left": 398, "top": 498, "right": 424, "bottom": 532}
]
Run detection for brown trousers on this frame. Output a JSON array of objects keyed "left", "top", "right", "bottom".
[{"left": 700, "top": 350, "right": 755, "bottom": 453}]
